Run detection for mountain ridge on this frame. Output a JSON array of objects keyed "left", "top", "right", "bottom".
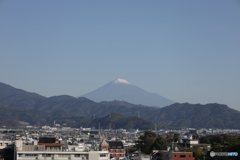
[{"left": 1, "top": 81, "right": 240, "bottom": 129}]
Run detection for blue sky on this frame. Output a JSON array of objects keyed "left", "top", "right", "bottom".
[{"left": 1, "top": 0, "right": 240, "bottom": 110}]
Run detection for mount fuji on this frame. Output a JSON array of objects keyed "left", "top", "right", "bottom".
[{"left": 81, "top": 79, "right": 175, "bottom": 107}]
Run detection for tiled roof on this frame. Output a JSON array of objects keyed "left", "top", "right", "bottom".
[{"left": 108, "top": 141, "right": 124, "bottom": 149}]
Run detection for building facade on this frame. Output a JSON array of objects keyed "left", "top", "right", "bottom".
[{"left": 151, "top": 150, "right": 195, "bottom": 160}]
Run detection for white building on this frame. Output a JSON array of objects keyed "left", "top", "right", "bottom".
[
  {"left": 0, "top": 140, "right": 12, "bottom": 149},
  {"left": 15, "top": 140, "right": 110, "bottom": 160},
  {"left": 16, "top": 150, "right": 109, "bottom": 160}
]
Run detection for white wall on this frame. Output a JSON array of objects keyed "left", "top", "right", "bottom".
[{"left": 16, "top": 150, "right": 110, "bottom": 160}]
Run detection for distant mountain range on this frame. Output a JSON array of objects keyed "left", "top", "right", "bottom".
[
  {"left": 81, "top": 79, "right": 175, "bottom": 108},
  {"left": 1, "top": 81, "right": 240, "bottom": 129}
]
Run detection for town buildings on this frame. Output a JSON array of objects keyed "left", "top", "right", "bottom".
[{"left": 2, "top": 126, "right": 239, "bottom": 160}]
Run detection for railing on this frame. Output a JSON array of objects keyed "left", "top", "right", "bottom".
[{"left": 19, "top": 149, "right": 105, "bottom": 152}]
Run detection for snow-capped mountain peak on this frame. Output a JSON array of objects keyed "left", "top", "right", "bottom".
[
  {"left": 112, "top": 78, "right": 131, "bottom": 84},
  {"left": 81, "top": 79, "right": 175, "bottom": 107}
]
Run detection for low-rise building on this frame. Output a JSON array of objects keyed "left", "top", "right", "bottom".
[
  {"left": 151, "top": 150, "right": 195, "bottom": 160},
  {"left": 99, "top": 140, "right": 126, "bottom": 159},
  {"left": 108, "top": 141, "right": 125, "bottom": 159},
  {"left": 15, "top": 138, "right": 110, "bottom": 160}
]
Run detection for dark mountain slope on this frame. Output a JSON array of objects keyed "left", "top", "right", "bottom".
[
  {"left": 0, "top": 82, "right": 45, "bottom": 99},
  {"left": 0, "top": 108, "right": 169, "bottom": 130},
  {"left": 89, "top": 112, "right": 156, "bottom": 130},
  {"left": 34, "top": 96, "right": 157, "bottom": 117},
  {"left": 152, "top": 103, "right": 240, "bottom": 129},
  {"left": 0, "top": 82, "right": 46, "bottom": 109}
]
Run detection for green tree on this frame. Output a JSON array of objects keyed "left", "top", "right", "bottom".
[
  {"left": 143, "top": 131, "right": 157, "bottom": 137},
  {"left": 151, "top": 136, "right": 167, "bottom": 150},
  {"left": 173, "top": 134, "right": 179, "bottom": 142},
  {"left": 165, "top": 133, "right": 173, "bottom": 143},
  {"left": 200, "top": 134, "right": 240, "bottom": 160},
  {"left": 139, "top": 131, "right": 158, "bottom": 154},
  {"left": 186, "top": 146, "right": 207, "bottom": 160},
  {"left": 193, "top": 134, "right": 199, "bottom": 140}
]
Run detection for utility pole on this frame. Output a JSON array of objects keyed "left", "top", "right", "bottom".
[
  {"left": 185, "top": 142, "right": 186, "bottom": 152},
  {"left": 98, "top": 122, "right": 100, "bottom": 136},
  {"left": 44, "top": 147, "right": 46, "bottom": 160}
]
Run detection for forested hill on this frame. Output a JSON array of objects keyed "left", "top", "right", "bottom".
[{"left": 149, "top": 103, "right": 240, "bottom": 129}]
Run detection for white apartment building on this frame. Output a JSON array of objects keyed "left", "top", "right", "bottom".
[
  {"left": 16, "top": 150, "right": 109, "bottom": 160},
  {"left": 15, "top": 140, "right": 110, "bottom": 160}
]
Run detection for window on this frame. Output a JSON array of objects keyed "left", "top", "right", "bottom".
[
  {"left": 46, "top": 154, "right": 51, "bottom": 157},
  {"left": 25, "top": 154, "right": 38, "bottom": 157},
  {"left": 74, "top": 154, "right": 88, "bottom": 158},
  {"left": 42, "top": 154, "right": 52, "bottom": 157},
  {"left": 75, "top": 154, "right": 81, "bottom": 157},
  {"left": 100, "top": 154, "right": 106, "bottom": 157},
  {"left": 180, "top": 155, "right": 186, "bottom": 158},
  {"left": 58, "top": 154, "right": 70, "bottom": 157},
  {"left": 18, "top": 154, "right": 23, "bottom": 157}
]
